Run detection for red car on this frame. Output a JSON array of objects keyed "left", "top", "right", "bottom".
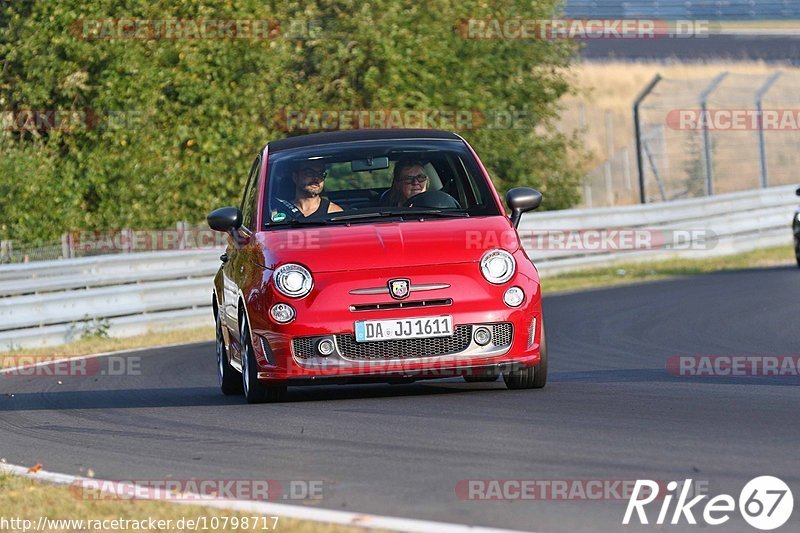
[{"left": 208, "top": 129, "right": 546, "bottom": 403}]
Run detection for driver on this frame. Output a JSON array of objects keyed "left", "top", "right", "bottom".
[
  {"left": 276, "top": 160, "right": 343, "bottom": 219},
  {"left": 388, "top": 159, "right": 429, "bottom": 206}
]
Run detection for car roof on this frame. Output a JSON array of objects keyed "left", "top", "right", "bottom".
[{"left": 267, "top": 129, "right": 463, "bottom": 153}]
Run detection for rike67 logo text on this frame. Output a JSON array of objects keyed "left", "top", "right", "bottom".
[{"left": 624, "top": 477, "right": 793, "bottom": 530}]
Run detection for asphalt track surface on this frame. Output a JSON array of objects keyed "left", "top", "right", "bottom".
[
  {"left": 2, "top": 266, "right": 799, "bottom": 532},
  {"left": 581, "top": 35, "right": 800, "bottom": 62}
]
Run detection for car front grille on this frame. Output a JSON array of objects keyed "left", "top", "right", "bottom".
[
  {"left": 292, "top": 337, "right": 317, "bottom": 360},
  {"left": 292, "top": 322, "right": 514, "bottom": 361},
  {"left": 493, "top": 322, "right": 513, "bottom": 347}
]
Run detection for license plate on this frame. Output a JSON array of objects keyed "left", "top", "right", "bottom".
[{"left": 355, "top": 316, "right": 453, "bottom": 342}]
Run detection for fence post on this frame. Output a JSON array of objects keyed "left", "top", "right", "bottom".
[
  {"left": 699, "top": 72, "right": 728, "bottom": 197},
  {"left": 177, "top": 221, "right": 189, "bottom": 250},
  {"left": 604, "top": 111, "right": 614, "bottom": 205},
  {"left": 633, "top": 74, "right": 662, "bottom": 204},
  {"left": 121, "top": 228, "right": 132, "bottom": 253},
  {"left": 60, "top": 232, "right": 74, "bottom": 259},
  {"left": 755, "top": 72, "right": 782, "bottom": 189},
  {"left": 0, "top": 240, "right": 10, "bottom": 263},
  {"left": 622, "top": 147, "right": 632, "bottom": 190}
]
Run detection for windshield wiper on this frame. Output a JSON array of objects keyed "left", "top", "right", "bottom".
[{"left": 329, "top": 209, "right": 469, "bottom": 222}]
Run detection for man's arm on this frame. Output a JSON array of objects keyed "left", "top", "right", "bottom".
[{"left": 328, "top": 201, "right": 344, "bottom": 213}]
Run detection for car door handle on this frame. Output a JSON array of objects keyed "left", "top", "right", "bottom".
[{"left": 220, "top": 253, "right": 228, "bottom": 263}]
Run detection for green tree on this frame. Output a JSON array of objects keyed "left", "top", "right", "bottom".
[{"left": 0, "top": 0, "right": 583, "bottom": 242}]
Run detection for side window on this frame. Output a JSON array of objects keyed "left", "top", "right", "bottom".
[{"left": 240, "top": 156, "right": 261, "bottom": 230}]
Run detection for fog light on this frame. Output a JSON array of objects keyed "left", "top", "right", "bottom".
[
  {"left": 317, "top": 338, "right": 335, "bottom": 356},
  {"left": 270, "top": 303, "right": 296, "bottom": 324},
  {"left": 503, "top": 286, "right": 524, "bottom": 307},
  {"left": 474, "top": 326, "right": 492, "bottom": 346}
]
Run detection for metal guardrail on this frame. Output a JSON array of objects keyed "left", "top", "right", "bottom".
[
  {"left": 0, "top": 185, "right": 796, "bottom": 349},
  {"left": 0, "top": 250, "right": 220, "bottom": 350},
  {"left": 526, "top": 184, "right": 797, "bottom": 274}
]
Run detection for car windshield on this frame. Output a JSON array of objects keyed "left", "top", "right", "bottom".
[{"left": 263, "top": 139, "right": 502, "bottom": 228}]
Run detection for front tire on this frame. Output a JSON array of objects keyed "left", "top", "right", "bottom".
[
  {"left": 216, "top": 313, "right": 242, "bottom": 395},
  {"left": 794, "top": 232, "right": 800, "bottom": 268},
  {"left": 240, "top": 319, "right": 287, "bottom": 404},
  {"left": 504, "top": 321, "right": 548, "bottom": 390}
]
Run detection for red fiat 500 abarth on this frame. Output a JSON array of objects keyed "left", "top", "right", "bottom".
[{"left": 208, "top": 129, "right": 546, "bottom": 403}]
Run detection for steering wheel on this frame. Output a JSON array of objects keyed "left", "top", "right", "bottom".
[{"left": 403, "top": 190, "right": 461, "bottom": 209}]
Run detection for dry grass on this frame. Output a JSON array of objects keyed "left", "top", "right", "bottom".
[
  {"left": 561, "top": 61, "right": 800, "bottom": 159},
  {"left": 716, "top": 21, "right": 800, "bottom": 31},
  {"left": 0, "top": 326, "right": 214, "bottom": 366},
  {"left": 560, "top": 61, "right": 800, "bottom": 205},
  {"left": 0, "top": 474, "right": 372, "bottom": 533}
]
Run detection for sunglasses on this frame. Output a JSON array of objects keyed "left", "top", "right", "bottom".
[
  {"left": 298, "top": 167, "right": 328, "bottom": 179},
  {"left": 399, "top": 174, "right": 428, "bottom": 185}
]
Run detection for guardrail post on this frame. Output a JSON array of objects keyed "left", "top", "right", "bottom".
[
  {"left": 755, "top": 72, "right": 782, "bottom": 189},
  {"left": 633, "top": 74, "right": 662, "bottom": 204},
  {"left": 699, "top": 72, "right": 728, "bottom": 197}
]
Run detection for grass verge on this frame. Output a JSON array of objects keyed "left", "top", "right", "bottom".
[
  {"left": 0, "top": 473, "right": 368, "bottom": 533},
  {"left": 542, "top": 244, "right": 795, "bottom": 294},
  {"left": 0, "top": 326, "right": 214, "bottom": 367}
]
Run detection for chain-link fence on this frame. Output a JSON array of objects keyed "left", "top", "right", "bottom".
[
  {"left": 558, "top": 104, "right": 639, "bottom": 208},
  {"left": 635, "top": 71, "right": 800, "bottom": 203}
]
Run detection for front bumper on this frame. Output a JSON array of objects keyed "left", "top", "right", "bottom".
[{"left": 247, "top": 260, "right": 543, "bottom": 383}]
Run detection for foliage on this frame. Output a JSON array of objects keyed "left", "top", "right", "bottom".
[{"left": 0, "top": 0, "right": 583, "bottom": 241}]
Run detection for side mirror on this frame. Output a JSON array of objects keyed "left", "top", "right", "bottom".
[
  {"left": 796, "top": 186, "right": 800, "bottom": 197},
  {"left": 506, "top": 187, "right": 542, "bottom": 229},
  {"left": 207, "top": 206, "right": 243, "bottom": 233}
]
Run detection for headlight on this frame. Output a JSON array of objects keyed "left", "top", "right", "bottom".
[
  {"left": 273, "top": 263, "right": 313, "bottom": 298},
  {"left": 480, "top": 249, "right": 516, "bottom": 284}
]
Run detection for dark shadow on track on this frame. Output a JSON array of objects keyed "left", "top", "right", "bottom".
[
  {"left": 0, "top": 380, "right": 512, "bottom": 411},
  {"left": 552, "top": 369, "right": 800, "bottom": 386}
]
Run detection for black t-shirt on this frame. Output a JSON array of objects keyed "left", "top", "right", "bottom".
[{"left": 276, "top": 197, "right": 330, "bottom": 220}]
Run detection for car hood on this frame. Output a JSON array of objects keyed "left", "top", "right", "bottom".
[{"left": 254, "top": 216, "right": 519, "bottom": 272}]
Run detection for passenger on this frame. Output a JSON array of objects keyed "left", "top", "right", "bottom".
[{"left": 387, "top": 159, "right": 429, "bottom": 206}]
